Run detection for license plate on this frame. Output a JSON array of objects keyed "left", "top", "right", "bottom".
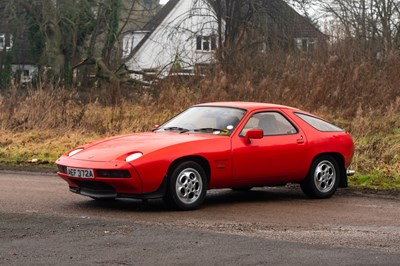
[{"left": 67, "top": 167, "right": 94, "bottom": 178}]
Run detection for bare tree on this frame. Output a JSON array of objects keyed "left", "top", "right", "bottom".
[
  {"left": 208, "top": 0, "right": 264, "bottom": 61},
  {"left": 314, "top": 0, "right": 400, "bottom": 55},
  {"left": 6, "top": 0, "right": 159, "bottom": 86},
  {"left": 12, "top": 0, "right": 65, "bottom": 74}
]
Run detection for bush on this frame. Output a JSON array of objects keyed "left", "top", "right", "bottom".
[{"left": 0, "top": 48, "right": 399, "bottom": 189}]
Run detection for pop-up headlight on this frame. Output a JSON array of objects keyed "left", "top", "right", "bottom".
[
  {"left": 68, "top": 148, "right": 84, "bottom": 157},
  {"left": 125, "top": 152, "right": 143, "bottom": 162}
]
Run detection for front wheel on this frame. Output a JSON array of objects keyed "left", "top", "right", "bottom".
[
  {"left": 164, "top": 161, "right": 208, "bottom": 211},
  {"left": 300, "top": 155, "right": 340, "bottom": 199}
]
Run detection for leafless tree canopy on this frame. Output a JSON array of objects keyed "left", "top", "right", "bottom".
[
  {"left": 1, "top": 0, "right": 160, "bottom": 87},
  {"left": 313, "top": 0, "right": 400, "bottom": 55},
  {"left": 1, "top": 0, "right": 400, "bottom": 87}
]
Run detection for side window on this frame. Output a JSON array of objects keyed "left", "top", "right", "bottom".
[
  {"left": 295, "top": 113, "right": 344, "bottom": 132},
  {"left": 241, "top": 112, "right": 298, "bottom": 136}
]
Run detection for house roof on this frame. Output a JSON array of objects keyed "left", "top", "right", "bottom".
[
  {"left": 128, "top": 0, "right": 325, "bottom": 56},
  {"left": 130, "top": 0, "right": 180, "bottom": 55},
  {"left": 143, "top": 0, "right": 180, "bottom": 31},
  {"left": 262, "top": 0, "right": 326, "bottom": 40}
]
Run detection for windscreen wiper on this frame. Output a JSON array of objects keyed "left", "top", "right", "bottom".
[
  {"left": 163, "top": 127, "right": 190, "bottom": 133},
  {"left": 193, "top": 128, "right": 224, "bottom": 132}
]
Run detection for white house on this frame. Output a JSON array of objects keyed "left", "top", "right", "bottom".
[
  {"left": 0, "top": 26, "right": 37, "bottom": 83},
  {"left": 122, "top": 0, "right": 326, "bottom": 81},
  {"left": 123, "top": 0, "right": 219, "bottom": 80}
]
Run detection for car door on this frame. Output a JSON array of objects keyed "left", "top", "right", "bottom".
[{"left": 231, "top": 110, "right": 310, "bottom": 183}]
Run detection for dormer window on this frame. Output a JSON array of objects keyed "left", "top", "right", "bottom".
[
  {"left": 0, "top": 34, "right": 12, "bottom": 50},
  {"left": 196, "top": 35, "right": 216, "bottom": 51}
]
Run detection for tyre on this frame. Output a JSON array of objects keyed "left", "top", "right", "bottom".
[
  {"left": 300, "top": 155, "right": 340, "bottom": 199},
  {"left": 164, "top": 161, "right": 208, "bottom": 211}
]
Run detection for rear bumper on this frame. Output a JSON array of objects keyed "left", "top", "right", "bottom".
[
  {"left": 346, "top": 169, "right": 356, "bottom": 176},
  {"left": 339, "top": 169, "right": 355, "bottom": 188}
]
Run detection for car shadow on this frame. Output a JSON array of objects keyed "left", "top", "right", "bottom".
[
  {"left": 67, "top": 186, "right": 308, "bottom": 213},
  {"left": 204, "top": 187, "right": 307, "bottom": 207},
  {"left": 71, "top": 197, "right": 168, "bottom": 212}
]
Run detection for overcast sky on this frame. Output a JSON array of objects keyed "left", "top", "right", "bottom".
[{"left": 160, "top": 0, "right": 168, "bottom": 4}]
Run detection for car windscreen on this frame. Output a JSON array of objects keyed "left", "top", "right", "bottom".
[
  {"left": 157, "top": 106, "right": 246, "bottom": 135},
  {"left": 295, "top": 112, "right": 344, "bottom": 132}
]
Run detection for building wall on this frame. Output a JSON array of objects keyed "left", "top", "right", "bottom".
[
  {"left": 125, "top": 0, "right": 219, "bottom": 79},
  {"left": 11, "top": 64, "right": 37, "bottom": 83},
  {"left": 123, "top": 31, "right": 149, "bottom": 58}
]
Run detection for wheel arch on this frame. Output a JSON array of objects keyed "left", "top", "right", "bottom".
[
  {"left": 167, "top": 156, "right": 211, "bottom": 183},
  {"left": 311, "top": 152, "right": 347, "bottom": 188}
]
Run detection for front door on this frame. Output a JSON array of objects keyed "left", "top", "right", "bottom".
[{"left": 231, "top": 111, "right": 310, "bottom": 183}]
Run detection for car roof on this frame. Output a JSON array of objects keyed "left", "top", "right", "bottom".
[{"left": 195, "top": 102, "right": 300, "bottom": 112}]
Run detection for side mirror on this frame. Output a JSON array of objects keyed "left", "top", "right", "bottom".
[{"left": 244, "top": 129, "right": 263, "bottom": 144}]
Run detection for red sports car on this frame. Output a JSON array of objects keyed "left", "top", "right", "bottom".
[{"left": 56, "top": 102, "right": 355, "bottom": 210}]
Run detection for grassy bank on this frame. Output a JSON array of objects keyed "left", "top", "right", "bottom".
[
  {"left": 0, "top": 102, "right": 399, "bottom": 190},
  {"left": 1, "top": 51, "right": 399, "bottom": 190}
]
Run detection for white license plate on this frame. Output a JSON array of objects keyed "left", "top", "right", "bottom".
[{"left": 67, "top": 167, "right": 94, "bottom": 178}]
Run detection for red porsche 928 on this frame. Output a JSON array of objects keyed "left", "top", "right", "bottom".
[{"left": 56, "top": 102, "right": 355, "bottom": 210}]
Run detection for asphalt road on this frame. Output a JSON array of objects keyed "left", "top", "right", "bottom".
[{"left": 1, "top": 170, "right": 400, "bottom": 265}]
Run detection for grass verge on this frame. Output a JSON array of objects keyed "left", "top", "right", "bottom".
[
  {"left": 0, "top": 130, "right": 101, "bottom": 170},
  {"left": 1, "top": 126, "right": 399, "bottom": 191},
  {"left": 1, "top": 52, "right": 399, "bottom": 190}
]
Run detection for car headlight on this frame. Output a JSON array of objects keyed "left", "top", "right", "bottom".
[
  {"left": 125, "top": 152, "right": 143, "bottom": 162},
  {"left": 68, "top": 148, "right": 84, "bottom": 157}
]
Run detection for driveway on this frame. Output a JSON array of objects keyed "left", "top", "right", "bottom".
[{"left": 1, "top": 170, "right": 399, "bottom": 265}]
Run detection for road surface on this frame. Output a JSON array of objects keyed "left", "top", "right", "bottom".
[{"left": 1, "top": 170, "right": 400, "bottom": 265}]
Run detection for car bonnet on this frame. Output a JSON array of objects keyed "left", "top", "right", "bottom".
[{"left": 68, "top": 132, "right": 224, "bottom": 162}]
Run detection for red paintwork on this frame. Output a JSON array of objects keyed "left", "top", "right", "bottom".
[{"left": 56, "top": 102, "right": 354, "bottom": 197}]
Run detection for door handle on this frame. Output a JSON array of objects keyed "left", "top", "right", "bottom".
[{"left": 297, "top": 136, "right": 305, "bottom": 144}]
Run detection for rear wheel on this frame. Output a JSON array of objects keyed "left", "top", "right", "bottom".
[
  {"left": 164, "top": 161, "right": 208, "bottom": 211},
  {"left": 300, "top": 155, "right": 340, "bottom": 199}
]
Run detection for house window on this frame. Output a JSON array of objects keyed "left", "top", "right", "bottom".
[
  {"left": 303, "top": 39, "right": 315, "bottom": 51},
  {"left": 143, "top": 0, "right": 154, "bottom": 8},
  {"left": 123, "top": 35, "right": 133, "bottom": 57},
  {"left": 0, "top": 34, "right": 12, "bottom": 50},
  {"left": 295, "top": 38, "right": 316, "bottom": 52},
  {"left": 23, "top": 70, "right": 30, "bottom": 77},
  {"left": 0, "top": 34, "right": 5, "bottom": 49},
  {"left": 196, "top": 35, "right": 217, "bottom": 51}
]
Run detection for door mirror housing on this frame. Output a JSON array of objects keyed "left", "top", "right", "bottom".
[{"left": 244, "top": 129, "right": 263, "bottom": 144}]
